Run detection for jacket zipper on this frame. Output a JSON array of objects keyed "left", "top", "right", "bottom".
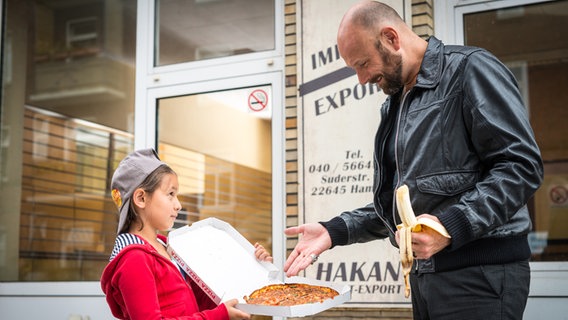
[
  {"left": 395, "top": 89, "right": 421, "bottom": 272},
  {"left": 392, "top": 90, "right": 411, "bottom": 225},
  {"left": 373, "top": 104, "right": 398, "bottom": 237}
]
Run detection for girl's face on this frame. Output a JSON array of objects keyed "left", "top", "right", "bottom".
[{"left": 143, "top": 173, "right": 181, "bottom": 231}]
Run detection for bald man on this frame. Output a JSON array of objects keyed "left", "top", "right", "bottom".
[{"left": 284, "top": 1, "right": 543, "bottom": 319}]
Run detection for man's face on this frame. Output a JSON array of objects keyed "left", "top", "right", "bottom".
[{"left": 339, "top": 27, "right": 404, "bottom": 95}]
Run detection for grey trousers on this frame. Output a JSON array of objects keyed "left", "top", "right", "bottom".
[{"left": 410, "top": 260, "right": 530, "bottom": 320}]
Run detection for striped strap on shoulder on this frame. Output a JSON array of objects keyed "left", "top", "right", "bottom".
[{"left": 109, "top": 233, "right": 145, "bottom": 261}]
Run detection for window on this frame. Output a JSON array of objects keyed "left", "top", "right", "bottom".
[
  {"left": 155, "top": 0, "right": 276, "bottom": 65},
  {"left": 0, "top": 0, "right": 137, "bottom": 281},
  {"left": 66, "top": 17, "right": 98, "bottom": 50}
]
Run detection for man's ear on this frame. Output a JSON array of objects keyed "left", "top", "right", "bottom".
[
  {"left": 382, "top": 27, "right": 400, "bottom": 50},
  {"left": 132, "top": 188, "right": 146, "bottom": 208}
]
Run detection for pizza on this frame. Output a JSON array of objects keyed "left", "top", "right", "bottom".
[{"left": 243, "top": 283, "right": 339, "bottom": 306}]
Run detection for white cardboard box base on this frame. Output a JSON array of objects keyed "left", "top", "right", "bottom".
[{"left": 168, "top": 218, "right": 351, "bottom": 317}]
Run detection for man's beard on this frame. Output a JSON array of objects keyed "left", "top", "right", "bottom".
[{"left": 373, "top": 41, "right": 404, "bottom": 95}]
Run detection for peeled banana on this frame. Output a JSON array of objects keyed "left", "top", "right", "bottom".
[{"left": 395, "top": 184, "right": 451, "bottom": 298}]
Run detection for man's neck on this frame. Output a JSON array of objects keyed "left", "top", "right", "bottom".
[{"left": 402, "top": 37, "right": 427, "bottom": 94}]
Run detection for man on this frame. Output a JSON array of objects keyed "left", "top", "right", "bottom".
[{"left": 284, "top": 1, "right": 543, "bottom": 319}]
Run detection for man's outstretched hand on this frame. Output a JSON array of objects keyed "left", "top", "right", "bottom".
[{"left": 283, "top": 223, "right": 332, "bottom": 277}]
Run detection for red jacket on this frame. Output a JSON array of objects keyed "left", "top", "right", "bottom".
[{"left": 101, "top": 233, "right": 228, "bottom": 320}]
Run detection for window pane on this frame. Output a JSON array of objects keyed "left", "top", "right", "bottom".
[
  {"left": 19, "top": 107, "right": 132, "bottom": 281},
  {"left": 157, "top": 86, "right": 272, "bottom": 247},
  {"left": 464, "top": 0, "right": 568, "bottom": 261},
  {"left": 29, "top": 0, "right": 136, "bottom": 131},
  {"left": 156, "top": 0, "right": 275, "bottom": 66},
  {"left": 0, "top": 0, "right": 136, "bottom": 281}
]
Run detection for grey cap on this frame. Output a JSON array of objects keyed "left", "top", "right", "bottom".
[{"left": 111, "top": 148, "right": 166, "bottom": 234}]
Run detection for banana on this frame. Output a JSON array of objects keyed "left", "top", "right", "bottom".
[
  {"left": 395, "top": 184, "right": 451, "bottom": 298},
  {"left": 398, "top": 226, "right": 411, "bottom": 298}
]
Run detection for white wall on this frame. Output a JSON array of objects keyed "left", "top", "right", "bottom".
[
  {"left": 524, "top": 262, "right": 568, "bottom": 319},
  {"left": 0, "top": 282, "right": 114, "bottom": 320}
]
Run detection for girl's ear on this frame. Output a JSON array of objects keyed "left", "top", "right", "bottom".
[{"left": 132, "top": 188, "right": 146, "bottom": 209}]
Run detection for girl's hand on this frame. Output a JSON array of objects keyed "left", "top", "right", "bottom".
[
  {"left": 224, "top": 299, "right": 251, "bottom": 320},
  {"left": 254, "top": 242, "right": 273, "bottom": 262}
]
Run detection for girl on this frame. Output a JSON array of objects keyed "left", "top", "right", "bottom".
[{"left": 101, "top": 148, "right": 272, "bottom": 320}]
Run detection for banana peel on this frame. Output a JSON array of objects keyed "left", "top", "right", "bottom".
[{"left": 395, "top": 184, "right": 451, "bottom": 298}]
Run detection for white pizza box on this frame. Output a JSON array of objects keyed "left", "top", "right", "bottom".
[{"left": 167, "top": 217, "right": 351, "bottom": 317}]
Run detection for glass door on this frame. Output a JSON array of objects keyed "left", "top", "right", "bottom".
[
  {"left": 157, "top": 85, "right": 274, "bottom": 248},
  {"left": 144, "top": 73, "right": 286, "bottom": 269}
]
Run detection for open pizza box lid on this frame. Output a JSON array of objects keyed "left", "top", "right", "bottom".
[{"left": 167, "top": 217, "right": 351, "bottom": 317}]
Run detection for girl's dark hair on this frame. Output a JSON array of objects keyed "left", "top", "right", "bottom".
[{"left": 118, "top": 164, "right": 176, "bottom": 234}]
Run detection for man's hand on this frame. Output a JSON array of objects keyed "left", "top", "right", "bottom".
[
  {"left": 395, "top": 213, "right": 451, "bottom": 259},
  {"left": 283, "top": 223, "right": 332, "bottom": 277}
]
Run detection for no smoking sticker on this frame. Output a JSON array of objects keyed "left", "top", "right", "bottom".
[
  {"left": 550, "top": 185, "right": 568, "bottom": 206},
  {"left": 248, "top": 89, "right": 268, "bottom": 112}
]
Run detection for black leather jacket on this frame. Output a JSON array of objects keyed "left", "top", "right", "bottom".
[{"left": 324, "top": 37, "right": 543, "bottom": 272}]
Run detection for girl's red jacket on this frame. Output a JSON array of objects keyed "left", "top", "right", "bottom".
[{"left": 101, "top": 233, "right": 228, "bottom": 320}]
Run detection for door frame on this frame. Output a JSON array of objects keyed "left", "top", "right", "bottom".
[
  {"left": 134, "top": 0, "right": 286, "bottom": 268},
  {"left": 137, "top": 2, "right": 285, "bottom": 318}
]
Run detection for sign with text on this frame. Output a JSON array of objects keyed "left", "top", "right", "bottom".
[{"left": 298, "top": 0, "right": 412, "bottom": 307}]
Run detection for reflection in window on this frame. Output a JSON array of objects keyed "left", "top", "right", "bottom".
[
  {"left": 19, "top": 107, "right": 132, "bottom": 281},
  {"left": 156, "top": 0, "right": 275, "bottom": 65},
  {"left": 0, "top": 0, "right": 136, "bottom": 281},
  {"left": 66, "top": 17, "right": 98, "bottom": 50},
  {"left": 28, "top": 0, "right": 136, "bottom": 132}
]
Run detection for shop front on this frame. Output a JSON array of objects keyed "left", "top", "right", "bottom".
[{"left": 0, "top": 0, "right": 566, "bottom": 319}]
